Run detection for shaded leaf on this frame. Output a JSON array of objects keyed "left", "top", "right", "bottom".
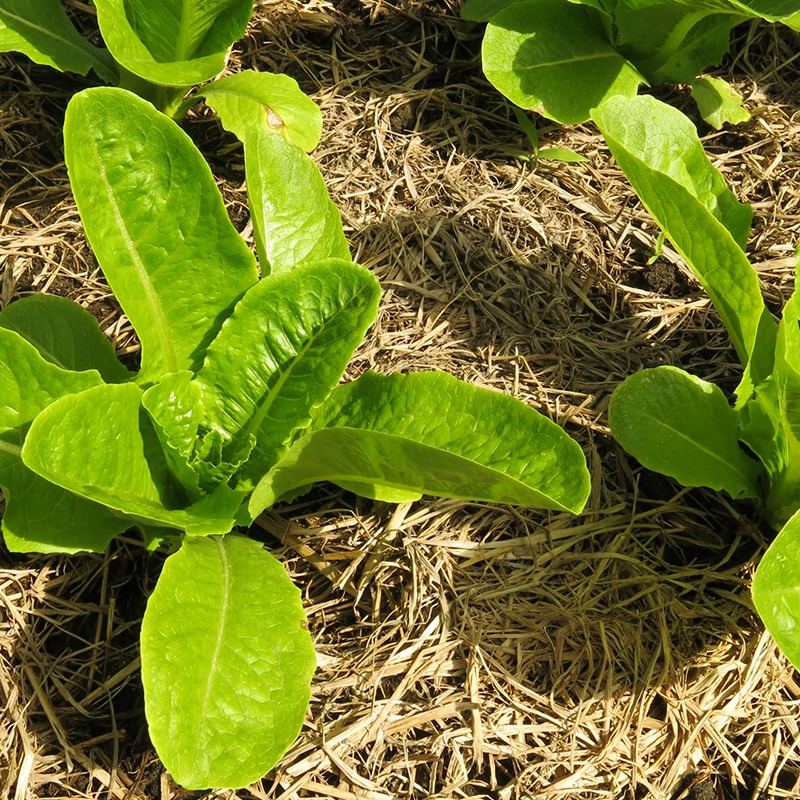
[
  {"left": 614, "top": 5, "right": 740, "bottom": 84},
  {"left": 482, "top": 0, "right": 644, "bottom": 124},
  {"left": 0, "top": 294, "right": 130, "bottom": 383},
  {"left": 691, "top": 75, "right": 751, "bottom": 129},
  {"left": 0, "top": 0, "right": 116, "bottom": 80},
  {"left": 762, "top": 292, "right": 800, "bottom": 527},
  {"left": 0, "top": 327, "right": 126, "bottom": 553},
  {"left": 608, "top": 366, "right": 762, "bottom": 499},
  {"left": 738, "top": 377, "right": 785, "bottom": 482},
  {"left": 1, "top": 469, "right": 129, "bottom": 554},
  {"left": 732, "top": 0, "right": 800, "bottom": 29}
]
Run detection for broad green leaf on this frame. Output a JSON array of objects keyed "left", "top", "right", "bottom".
[
  {"left": 197, "top": 260, "right": 380, "bottom": 484},
  {"left": 200, "top": 70, "right": 322, "bottom": 153},
  {"left": 0, "top": 329, "right": 102, "bottom": 433},
  {"left": 752, "top": 509, "right": 800, "bottom": 669},
  {"left": 593, "top": 94, "right": 753, "bottom": 246},
  {"left": 140, "top": 535, "right": 316, "bottom": 789},
  {"left": 238, "top": 127, "right": 350, "bottom": 274},
  {"left": 482, "top": 0, "right": 645, "bottom": 125},
  {"left": 0, "top": 294, "right": 130, "bottom": 383},
  {"left": 142, "top": 372, "right": 203, "bottom": 499},
  {"left": 23, "top": 383, "right": 243, "bottom": 535},
  {"left": 0, "top": 327, "right": 126, "bottom": 553},
  {"left": 691, "top": 76, "right": 751, "bottom": 129},
  {"left": 608, "top": 366, "right": 762, "bottom": 499},
  {"left": 64, "top": 88, "right": 258, "bottom": 385},
  {"left": 592, "top": 94, "right": 775, "bottom": 385},
  {"left": 614, "top": 5, "right": 740, "bottom": 84},
  {"left": 1, "top": 470, "right": 130, "bottom": 554},
  {"left": 0, "top": 0, "right": 116, "bottom": 81},
  {"left": 94, "top": 0, "right": 253, "bottom": 86},
  {"left": 250, "top": 370, "right": 591, "bottom": 516}
]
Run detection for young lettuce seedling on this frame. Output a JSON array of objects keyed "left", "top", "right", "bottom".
[
  {"left": 591, "top": 93, "right": 800, "bottom": 673},
  {"left": 0, "top": 0, "right": 320, "bottom": 153},
  {"left": 462, "top": 0, "right": 800, "bottom": 129},
  {"left": 0, "top": 87, "right": 591, "bottom": 789},
  {"left": 502, "top": 105, "right": 589, "bottom": 165}
]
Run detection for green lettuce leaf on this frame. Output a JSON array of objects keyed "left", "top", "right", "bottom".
[
  {"left": 613, "top": 4, "right": 741, "bottom": 84},
  {"left": 482, "top": 0, "right": 645, "bottom": 124},
  {"left": 0, "top": 0, "right": 116, "bottom": 80},
  {"left": 592, "top": 94, "right": 775, "bottom": 391},
  {"left": 64, "top": 87, "right": 258, "bottom": 385},
  {"left": 690, "top": 75, "right": 752, "bottom": 129},
  {"left": 730, "top": 0, "right": 800, "bottom": 29},
  {"left": 250, "top": 370, "right": 591, "bottom": 515},
  {"left": 738, "top": 377, "right": 785, "bottom": 483},
  {"left": 608, "top": 366, "right": 762, "bottom": 499},
  {"left": 200, "top": 70, "right": 322, "bottom": 153},
  {"left": 0, "top": 294, "right": 130, "bottom": 383},
  {"left": 142, "top": 372, "right": 204, "bottom": 500},
  {"left": 752, "top": 508, "right": 800, "bottom": 670},
  {"left": 94, "top": 0, "right": 253, "bottom": 86},
  {"left": 762, "top": 292, "right": 800, "bottom": 527},
  {"left": 238, "top": 127, "right": 351, "bottom": 274},
  {"left": 22, "top": 383, "right": 243, "bottom": 535},
  {"left": 0, "top": 327, "right": 127, "bottom": 553},
  {"left": 140, "top": 535, "right": 316, "bottom": 789},
  {"left": 196, "top": 260, "right": 381, "bottom": 484}
]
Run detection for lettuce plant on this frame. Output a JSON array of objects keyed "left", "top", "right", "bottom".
[
  {"left": 462, "top": 0, "right": 800, "bottom": 128},
  {"left": 0, "top": 0, "right": 320, "bottom": 152},
  {"left": 592, "top": 93, "right": 800, "bottom": 673},
  {"left": 1, "top": 86, "right": 591, "bottom": 789}
]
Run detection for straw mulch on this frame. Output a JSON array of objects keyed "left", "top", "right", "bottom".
[{"left": 3, "top": 1, "right": 800, "bottom": 798}]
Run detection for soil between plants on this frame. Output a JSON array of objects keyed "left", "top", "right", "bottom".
[{"left": 3, "top": 2, "right": 800, "bottom": 799}]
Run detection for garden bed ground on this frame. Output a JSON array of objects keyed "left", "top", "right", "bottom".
[{"left": 2, "top": 1, "right": 800, "bottom": 798}]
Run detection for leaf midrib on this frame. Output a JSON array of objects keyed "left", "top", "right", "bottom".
[
  {"left": 638, "top": 409, "right": 755, "bottom": 488},
  {"left": 0, "top": 438, "right": 21, "bottom": 457},
  {"left": 511, "top": 51, "right": 620, "bottom": 72},
  {"left": 91, "top": 140, "right": 179, "bottom": 375},
  {"left": 173, "top": 0, "right": 192, "bottom": 60},
  {"left": 197, "top": 538, "right": 231, "bottom": 741},
  {"left": 229, "top": 288, "right": 369, "bottom": 451}
]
